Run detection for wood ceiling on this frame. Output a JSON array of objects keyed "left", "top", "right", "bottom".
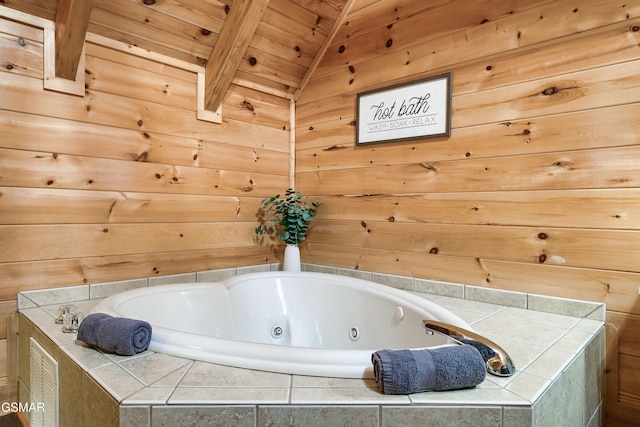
[{"left": 2, "top": 0, "right": 353, "bottom": 109}]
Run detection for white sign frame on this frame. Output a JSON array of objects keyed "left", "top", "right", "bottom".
[{"left": 356, "top": 72, "right": 452, "bottom": 145}]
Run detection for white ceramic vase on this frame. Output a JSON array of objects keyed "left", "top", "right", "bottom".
[{"left": 283, "top": 244, "right": 301, "bottom": 272}]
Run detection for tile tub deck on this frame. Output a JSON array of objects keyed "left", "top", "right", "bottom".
[{"left": 17, "top": 265, "right": 605, "bottom": 426}]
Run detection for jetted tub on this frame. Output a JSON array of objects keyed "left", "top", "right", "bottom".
[{"left": 92, "top": 271, "right": 473, "bottom": 378}]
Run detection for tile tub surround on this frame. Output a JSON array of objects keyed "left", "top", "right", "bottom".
[{"left": 17, "top": 265, "right": 605, "bottom": 427}]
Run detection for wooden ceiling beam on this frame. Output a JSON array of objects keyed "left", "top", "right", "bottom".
[
  {"left": 55, "top": 0, "right": 94, "bottom": 80},
  {"left": 204, "top": 0, "right": 270, "bottom": 112},
  {"left": 294, "top": 0, "right": 355, "bottom": 101}
]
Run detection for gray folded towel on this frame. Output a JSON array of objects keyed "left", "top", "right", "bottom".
[
  {"left": 77, "top": 313, "right": 152, "bottom": 356},
  {"left": 371, "top": 344, "right": 486, "bottom": 394},
  {"left": 455, "top": 338, "right": 496, "bottom": 362}
]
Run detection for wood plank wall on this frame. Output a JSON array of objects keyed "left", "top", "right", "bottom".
[
  {"left": 0, "top": 15, "right": 290, "bottom": 405},
  {"left": 296, "top": 0, "right": 640, "bottom": 424}
]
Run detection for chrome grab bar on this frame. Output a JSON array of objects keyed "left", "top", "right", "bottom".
[{"left": 423, "top": 319, "right": 516, "bottom": 377}]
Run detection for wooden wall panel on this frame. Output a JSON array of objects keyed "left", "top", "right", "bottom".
[
  {"left": 0, "top": 19, "right": 43, "bottom": 78},
  {"left": 299, "top": 145, "right": 640, "bottom": 195},
  {"left": 306, "top": 220, "right": 640, "bottom": 273},
  {"left": 0, "top": 246, "right": 275, "bottom": 297},
  {"left": 0, "top": 71, "right": 289, "bottom": 135},
  {"left": 0, "top": 147, "right": 286, "bottom": 195},
  {"left": 0, "top": 20, "right": 290, "bottom": 301},
  {"left": 297, "top": 103, "right": 640, "bottom": 167},
  {"left": 0, "top": 188, "right": 262, "bottom": 224},
  {"left": 314, "top": 0, "right": 551, "bottom": 78},
  {"left": 308, "top": 190, "right": 640, "bottom": 230},
  {"left": 1, "top": 222, "right": 257, "bottom": 262},
  {"left": 299, "top": 0, "right": 640, "bottom": 104},
  {"left": 296, "top": 0, "right": 640, "bottom": 424},
  {"left": 1, "top": 110, "right": 289, "bottom": 170}
]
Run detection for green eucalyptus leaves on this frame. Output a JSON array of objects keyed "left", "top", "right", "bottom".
[{"left": 255, "top": 188, "right": 321, "bottom": 245}]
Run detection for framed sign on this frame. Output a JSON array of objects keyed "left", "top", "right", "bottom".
[{"left": 356, "top": 72, "right": 451, "bottom": 145}]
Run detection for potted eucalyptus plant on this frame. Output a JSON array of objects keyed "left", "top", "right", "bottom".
[{"left": 255, "top": 188, "right": 321, "bottom": 271}]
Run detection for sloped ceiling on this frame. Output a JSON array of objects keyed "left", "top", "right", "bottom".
[{"left": 3, "top": 0, "right": 353, "bottom": 108}]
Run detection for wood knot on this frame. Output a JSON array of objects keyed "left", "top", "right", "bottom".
[
  {"left": 632, "top": 25, "right": 640, "bottom": 32},
  {"left": 386, "top": 39, "right": 393, "bottom": 48},
  {"left": 322, "top": 145, "right": 346, "bottom": 151},
  {"left": 552, "top": 160, "right": 574, "bottom": 168},
  {"left": 201, "top": 29, "right": 211, "bottom": 36},
  {"left": 338, "top": 45, "right": 345, "bottom": 54},
  {"left": 242, "top": 100, "right": 254, "bottom": 111},
  {"left": 429, "top": 247, "right": 439, "bottom": 254},
  {"left": 537, "top": 232, "right": 548, "bottom": 240},
  {"left": 420, "top": 162, "right": 438, "bottom": 173},
  {"left": 538, "top": 254, "right": 547, "bottom": 263},
  {"left": 142, "top": 0, "right": 155, "bottom": 5},
  {"left": 541, "top": 86, "right": 558, "bottom": 96},
  {"left": 348, "top": 65, "right": 355, "bottom": 73},
  {"left": 4, "top": 63, "right": 13, "bottom": 70},
  {"left": 387, "top": 216, "right": 395, "bottom": 222},
  {"left": 248, "top": 57, "right": 257, "bottom": 66}
]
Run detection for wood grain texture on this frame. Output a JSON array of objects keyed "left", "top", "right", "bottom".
[
  {"left": 0, "top": 18, "right": 289, "bottom": 300},
  {"left": 54, "top": 0, "right": 93, "bottom": 79},
  {"left": 2, "top": 0, "right": 640, "bottom": 423},
  {"left": 295, "top": 1, "right": 640, "bottom": 423},
  {"left": 204, "top": 0, "right": 270, "bottom": 110},
  {"left": 0, "top": 246, "right": 275, "bottom": 298}
]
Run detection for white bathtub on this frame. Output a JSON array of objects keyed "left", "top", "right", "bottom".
[{"left": 92, "top": 271, "right": 472, "bottom": 378}]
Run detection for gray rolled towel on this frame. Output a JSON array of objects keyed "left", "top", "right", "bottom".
[
  {"left": 455, "top": 338, "right": 496, "bottom": 362},
  {"left": 371, "top": 344, "right": 486, "bottom": 394},
  {"left": 77, "top": 313, "right": 152, "bottom": 356}
]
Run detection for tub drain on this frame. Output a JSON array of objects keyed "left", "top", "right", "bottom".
[
  {"left": 271, "top": 325, "right": 284, "bottom": 339},
  {"left": 349, "top": 326, "right": 360, "bottom": 342}
]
